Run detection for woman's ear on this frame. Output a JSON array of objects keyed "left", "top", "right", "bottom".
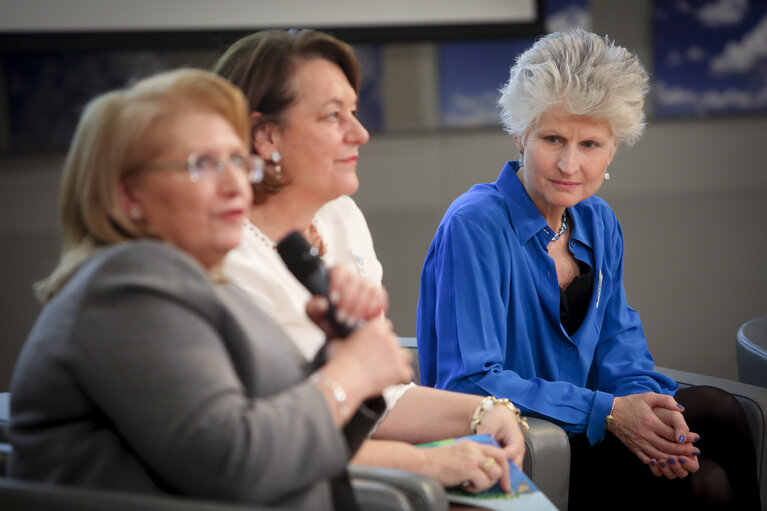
[
  {"left": 117, "top": 180, "right": 143, "bottom": 222},
  {"left": 513, "top": 135, "right": 524, "bottom": 156},
  {"left": 608, "top": 140, "right": 619, "bottom": 165},
  {"left": 251, "top": 111, "right": 278, "bottom": 161}
]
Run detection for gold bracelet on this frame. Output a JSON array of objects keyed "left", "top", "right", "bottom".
[
  {"left": 605, "top": 397, "right": 616, "bottom": 426},
  {"left": 470, "top": 396, "right": 530, "bottom": 435}
]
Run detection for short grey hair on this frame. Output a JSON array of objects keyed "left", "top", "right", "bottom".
[{"left": 498, "top": 28, "right": 649, "bottom": 146}]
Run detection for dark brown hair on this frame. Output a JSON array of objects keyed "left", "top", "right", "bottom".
[{"left": 213, "top": 29, "right": 360, "bottom": 203}]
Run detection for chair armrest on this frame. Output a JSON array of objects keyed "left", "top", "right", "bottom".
[
  {"left": 0, "top": 393, "right": 9, "bottom": 443},
  {"left": 523, "top": 417, "right": 570, "bottom": 511},
  {"left": 656, "top": 366, "right": 767, "bottom": 509},
  {"left": 350, "top": 478, "right": 414, "bottom": 511},
  {"left": 348, "top": 464, "right": 448, "bottom": 511}
]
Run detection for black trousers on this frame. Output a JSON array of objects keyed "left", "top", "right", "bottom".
[{"left": 568, "top": 386, "right": 760, "bottom": 511}]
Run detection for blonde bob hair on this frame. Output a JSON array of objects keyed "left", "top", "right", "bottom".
[
  {"left": 498, "top": 28, "right": 649, "bottom": 146},
  {"left": 35, "top": 68, "right": 250, "bottom": 303}
]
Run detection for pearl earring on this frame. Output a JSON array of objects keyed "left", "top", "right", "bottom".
[
  {"left": 271, "top": 150, "right": 282, "bottom": 180},
  {"left": 129, "top": 207, "right": 142, "bottom": 221}
]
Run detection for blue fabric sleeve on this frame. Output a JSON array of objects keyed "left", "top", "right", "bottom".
[
  {"left": 590, "top": 219, "right": 678, "bottom": 399},
  {"left": 427, "top": 212, "right": 614, "bottom": 444}
]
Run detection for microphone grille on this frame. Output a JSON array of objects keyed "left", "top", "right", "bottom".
[{"left": 276, "top": 231, "right": 321, "bottom": 281}]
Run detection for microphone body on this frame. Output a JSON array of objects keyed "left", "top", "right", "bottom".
[
  {"left": 276, "top": 232, "right": 354, "bottom": 345},
  {"left": 277, "top": 231, "right": 387, "bottom": 444}
]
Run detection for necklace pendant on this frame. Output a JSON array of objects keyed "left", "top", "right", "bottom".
[{"left": 550, "top": 211, "right": 568, "bottom": 242}]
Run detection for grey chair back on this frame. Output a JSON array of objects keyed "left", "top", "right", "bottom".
[
  {"left": 0, "top": 392, "right": 9, "bottom": 443},
  {"left": 1, "top": 392, "right": 9, "bottom": 476},
  {"left": 737, "top": 315, "right": 767, "bottom": 387},
  {"left": 399, "top": 337, "right": 420, "bottom": 384}
]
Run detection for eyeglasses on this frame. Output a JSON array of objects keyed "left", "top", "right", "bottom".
[{"left": 144, "top": 153, "right": 264, "bottom": 183}]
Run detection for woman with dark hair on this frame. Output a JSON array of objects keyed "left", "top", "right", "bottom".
[{"left": 216, "top": 29, "right": 527, "bottom": 490}]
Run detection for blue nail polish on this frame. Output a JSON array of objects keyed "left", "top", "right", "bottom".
[
  {"left": 676, "top": 403, "right": 685, "bottom": 410},
  {"left": 679, "top": 458, "right": 686, "bottom": 465},
  {"left": 679, "top": 434, "right": 685, "bottom": 443},
  {"left": 694, "top": 435, "right": 701, "bottom": 442},
  {"left": 659, "top": 461, "right": 666, "bottom": 468},
  {"left": 692, "top": 450, "right": 700, "bottom": 456},
  {"left": 650, "top": 460, "right": 656, "bottom": 467},
  {"left": 669, "top": 458, "right": 676, "bottom": 465}
]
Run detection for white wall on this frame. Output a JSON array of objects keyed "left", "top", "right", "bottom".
[{"left": 0, "top": 0, "right": 536, "bottom": 32}]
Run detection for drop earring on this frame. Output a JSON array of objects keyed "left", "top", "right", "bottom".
[
  {"left": 249, "top": 156, "right": 264, "bottom": 184},
  {"left": 604, "top": 171, "right": 611, "bottom": 181},
  {"left": 271, "top": 150, "right": 282, "bottom": 180}
]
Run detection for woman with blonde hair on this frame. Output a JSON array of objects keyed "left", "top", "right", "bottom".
[{"left": 9, "top": 68, "right": 412, "bottom": 510}]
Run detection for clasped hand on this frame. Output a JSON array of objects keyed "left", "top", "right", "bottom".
[
  {"left": 437, "top": 403, "right": 525, "bottom": 492},
  {"left": 474, "top": 403, "right": 526, "bottom": 470},
  {"left": 609, "top": 393, "right": 700, "bottom": 479},
  {"left": 305, "top": 265, "right": 412, "bottom": 398}
]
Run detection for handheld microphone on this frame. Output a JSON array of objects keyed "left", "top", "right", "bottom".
[
  {"left": 276, "top": 231, "right": 354, "bottom": 344},
  {"left": 277, "top": 231, "right": 387, "bottom": 441}
]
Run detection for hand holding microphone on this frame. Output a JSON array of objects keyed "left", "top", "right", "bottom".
[
  {"left": 277, "top": 232, "right": 411, "bottom": 415},
  {"left": 276, "top": 231, "right": 388, "bottom": 346}
]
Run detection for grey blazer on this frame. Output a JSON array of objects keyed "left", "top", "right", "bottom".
[{"left": 9, "top": 240, "right": 351, "bottom": 510}]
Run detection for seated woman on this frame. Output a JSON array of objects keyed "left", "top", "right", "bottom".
[
  {"left": 7, "top": 68, "right": 414, "bottom": 510},
  {"left": 214, "top": 28, "right": 527, "bottom": 488},
  {"left": 417, "top": 29, "right": 760, "bottom": 510}
]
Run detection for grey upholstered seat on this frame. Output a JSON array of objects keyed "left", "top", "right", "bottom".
[{"left": 737, "top": 315, "right": 767, "bottom": 388}]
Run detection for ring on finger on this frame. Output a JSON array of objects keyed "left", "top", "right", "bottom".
[{"left": 480, "top": 457, "right": 495, "bottom": 472}]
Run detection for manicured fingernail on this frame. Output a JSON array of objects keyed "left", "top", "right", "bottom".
[
  {"left": 336, "top": 309, "right": 347, "bottom": 324},
  {"left": 677, "top": 403, "right": 685, "bottom": 410},
  {"left": 650, "top": 460, "right": 656, "bottom": 467},
  {"left": 679, "top": 458, "right": 686, "bottom": 465},
  {"left": 694, "top": 435, "right": 701, "bottom": 442},
  {"left": 346, "top": 316, "right": 357, "bottom": 329},
  {"left": 669, "top": 458, "right": 676, "bottom": 465},
  {"left": 679, "top": 434, "right": 685, "bottom": 443},
  {"left": 329, "top": 290, "right": 340, "bottom": 304},
  {"left": 692, "top": 450, "right": 700, "bottom": 456},
  {"left": 659, "top": 461, "right": 666, "bottom": 468}
]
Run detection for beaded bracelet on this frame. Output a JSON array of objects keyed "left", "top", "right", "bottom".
[{"left": 471, "top": 396, "right": 530, "bottom": 434}]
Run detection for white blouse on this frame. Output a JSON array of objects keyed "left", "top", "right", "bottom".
[{"left": 224, "top": 195, "right": 414, "bottom": 410}]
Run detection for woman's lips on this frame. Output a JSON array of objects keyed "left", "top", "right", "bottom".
[
  {"left": 220, "top": 208, "right": 245, "bottom": 221},
  {"left": 338, "top": 155, "right": 358, "bottom": 165},
  {"left": 550, "top": 179, "right": 580, "bottom": 191}
]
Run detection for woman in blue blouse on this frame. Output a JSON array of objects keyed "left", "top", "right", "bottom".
[{"left": 418, "top": 29, "right": 759, "bottom": 509}]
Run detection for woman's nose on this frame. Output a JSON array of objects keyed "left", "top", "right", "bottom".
[
  {"left": 557, "top": 147, "right": 581, "bottom": 174},
  {"left": 347, "top": 115, "right": 370, "bottom": 146},
  {"left": 219, "top": 162, "right": 252, "bottom": 199}
]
